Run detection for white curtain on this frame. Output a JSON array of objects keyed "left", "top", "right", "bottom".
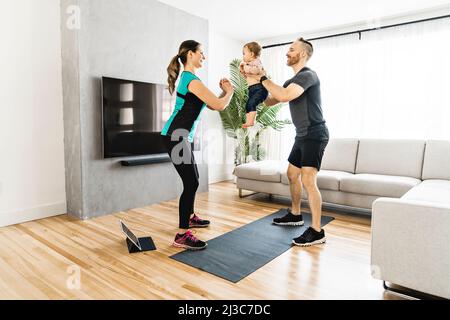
[{"left": 261, "top": 18, "right": 450, "bottom": 161}]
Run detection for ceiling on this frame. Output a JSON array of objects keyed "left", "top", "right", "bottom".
[{"left": 158, "top": 0, "right": 450, "bottom": 41}]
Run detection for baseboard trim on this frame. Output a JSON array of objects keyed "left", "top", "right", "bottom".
[
  {"left": 209, "top": 172, "right": 234, "bottom": 184},
  {"left": 0, "top": 202, "right": 67, "bottom": 227}
]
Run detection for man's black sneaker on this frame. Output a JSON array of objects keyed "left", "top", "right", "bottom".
[
  {"left": 273, "top": 209, "right": 304, "bottom": 226},
  {"left": 292, "top": 227, "right": 326, "bottom": 247}
]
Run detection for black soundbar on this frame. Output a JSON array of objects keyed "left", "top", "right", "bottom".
[{"left": 120, "top": 155, "right": 171, "bottom": 166}]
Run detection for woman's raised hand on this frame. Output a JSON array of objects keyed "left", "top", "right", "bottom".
[
  {"left": 219, "top": 78, "right": 227, "bottom": 90},
  {"left": 220, "top": 78, "right": 234, "bottom": 94}
]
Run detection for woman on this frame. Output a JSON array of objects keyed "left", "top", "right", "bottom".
[{"left": 162, "top": 40, "right": 234, "bottom": 250}]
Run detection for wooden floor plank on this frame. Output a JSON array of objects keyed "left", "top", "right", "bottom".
[{"left": 0, "top": 181, "right": 402, "bottom": 300}]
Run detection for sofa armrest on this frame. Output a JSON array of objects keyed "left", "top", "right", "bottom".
[{"left": 371, "top": 198, "right": 450, "bottom": 298}]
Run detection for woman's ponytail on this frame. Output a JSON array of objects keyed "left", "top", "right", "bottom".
[{"left": 167, "top": 55, "right": 180, "bottom": 95}]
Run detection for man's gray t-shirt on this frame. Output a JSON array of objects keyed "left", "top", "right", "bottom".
[{"left": 283, "top": 67, "right": 328, "bottom": 140}]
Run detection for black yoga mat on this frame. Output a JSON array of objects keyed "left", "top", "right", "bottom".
[{"left": 170, "top": 209, "right": 335, "bottom": 283}]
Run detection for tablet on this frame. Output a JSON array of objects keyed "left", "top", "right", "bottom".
[{"left": 119, "top": 220, "right": 142, "bottom": 251}]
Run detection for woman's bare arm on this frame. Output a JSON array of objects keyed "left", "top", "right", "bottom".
[{"left": 189, "top": 79, "right": 233, "bottom": 111}]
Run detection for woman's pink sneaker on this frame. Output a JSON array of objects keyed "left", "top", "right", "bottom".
[
  {"left": 189, "top": 214, "right": 210, "bottom": 228},
  {"left": 173, "top": 230, "right": 207, "bottom": 250}
]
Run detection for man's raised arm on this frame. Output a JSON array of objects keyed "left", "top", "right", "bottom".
[{"left": 247, "top": 72, "right": 304, "bottom": 104}]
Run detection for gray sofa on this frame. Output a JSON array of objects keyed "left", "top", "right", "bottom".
[
  {"left": 234, "top": 139, "right": 427, "bottom": 211},
  {"left": 371, "top": 140, "right": 450, "bottom": 299},
  {"left": 234, "top": 139, "right": 450, "bottom": 299}
]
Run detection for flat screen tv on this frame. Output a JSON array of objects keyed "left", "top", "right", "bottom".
[{"left": 102, "top": 77, "right": 177, "bottom": 158}]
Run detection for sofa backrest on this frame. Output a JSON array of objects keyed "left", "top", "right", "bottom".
[
  {"left": 321, "top": 139, "right": 359, "bottom": 173},
  {"left": 422, "top": 140, "right": 450, "bottom": 180},
  {"left": 355, "top": 139, "right": 425, "bottom": 179}
]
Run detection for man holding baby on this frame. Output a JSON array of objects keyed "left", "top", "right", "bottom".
[{"left": 243, "top": 38, "right": 329, "bottom": 247}]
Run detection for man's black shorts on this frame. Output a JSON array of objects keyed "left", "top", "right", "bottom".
[{"left": 288, "top": 137, "right": 329, "bottom": 170}]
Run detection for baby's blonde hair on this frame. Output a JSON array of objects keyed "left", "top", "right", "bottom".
[{"left": 244, "top": 42, "right": 262, "bottom": 58}]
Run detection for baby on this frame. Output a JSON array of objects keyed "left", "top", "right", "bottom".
[{"left": 240, "top": 42, "right": 268, "bottom": 128}]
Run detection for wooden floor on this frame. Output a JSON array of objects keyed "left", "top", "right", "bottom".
[{"left": 0, "top": 181, "right": 403, "bottom": 300}]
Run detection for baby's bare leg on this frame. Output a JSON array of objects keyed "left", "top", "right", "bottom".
[{"left": 243, "top": 112, "right": 257, "bottom": 128}]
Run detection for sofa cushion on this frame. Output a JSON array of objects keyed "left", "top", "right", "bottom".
[
  {"left": 340, "top": 174, "right": 421, "bottom": 197},
  {"left": 402, "top": 180, "right": 450, "bottom": 205},
  {"left": 356, "top": 139, "right": 425, "bottom": 179},
  {"left": 233, "top": 160, "right": 281, "bottom": 182},
  {"left": 281, "top": 170, "right": 353, "bottom": 191},
  {"left": 281, "top": 172, "right": 289, "bottom": 185},
  {"left": 422, "top": 140, "right": 450, "bottom": 180},
  {"left": 321, "top": 139, "right": 359, "bottom": 173}
]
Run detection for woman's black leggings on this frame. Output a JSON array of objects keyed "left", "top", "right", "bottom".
[{"left": 163, "top": 136, "right": 199, "bottom": 229}]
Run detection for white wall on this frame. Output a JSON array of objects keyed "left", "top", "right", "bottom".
[
  {"left": 0, "top": 0, "right": 66, "bottom": 227},
  {"left": 205, "top": 26, "right": 243, "bottom": 183}
]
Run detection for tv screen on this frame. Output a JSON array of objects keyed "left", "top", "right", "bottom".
[{"left": 102, "top": 77, "right": 176, "bottom": 158}]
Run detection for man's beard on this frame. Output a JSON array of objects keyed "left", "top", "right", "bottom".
[{"left": 287, "top": 54, "right": 300, "bottom": 66}]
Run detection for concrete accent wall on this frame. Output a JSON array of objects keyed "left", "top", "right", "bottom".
[{"left": 61, "top": 0, "right": 209, "bottom": 219}]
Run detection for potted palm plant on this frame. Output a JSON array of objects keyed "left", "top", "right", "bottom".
[{"left": 220, "top": 59, "right": 291, "bottom": 166}]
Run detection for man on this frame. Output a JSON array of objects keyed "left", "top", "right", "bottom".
[{"left": 246, "top": 38, "right": 329, "bottom": 246}]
